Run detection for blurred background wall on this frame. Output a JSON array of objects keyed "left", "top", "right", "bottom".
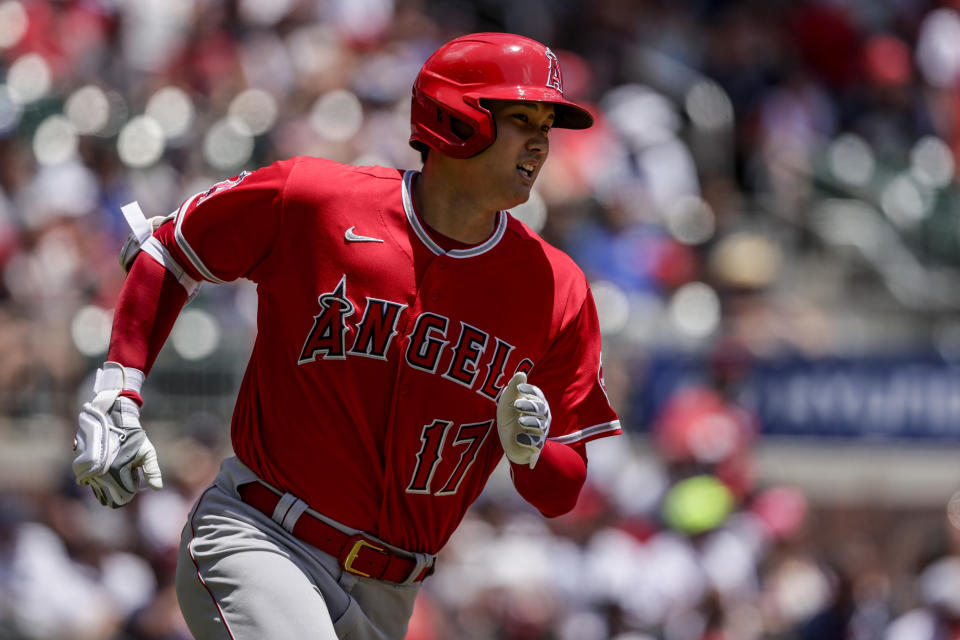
[{"left": 2, "top": 1, "right": 960, "bottom": 639}]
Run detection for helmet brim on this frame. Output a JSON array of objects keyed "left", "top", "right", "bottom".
[
  {"left": 554, "top": 102, "right": 594, "bottom": 130},
  {"left": 468, "top": 86, "right": 594, "bottom": 130}
]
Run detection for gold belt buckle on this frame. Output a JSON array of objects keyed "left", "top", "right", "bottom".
[{"left": 343, "top": 538, "right": 386, "bottom": 577}]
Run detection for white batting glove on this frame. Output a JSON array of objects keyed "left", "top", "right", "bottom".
[
  {"left": 496, "top": 372, "right": 551, "bottom": 469},
  {"left": 73, "top": 362, "right": 163, "bottom": 508}
]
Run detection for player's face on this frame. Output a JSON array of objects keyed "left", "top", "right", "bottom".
[{"left": 470, "top": 100, "right": 554, "bottom": 209}]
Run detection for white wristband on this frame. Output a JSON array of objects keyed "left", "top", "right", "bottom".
[{"left": 94, "top": 362, "right": 145, "bottom": 394}]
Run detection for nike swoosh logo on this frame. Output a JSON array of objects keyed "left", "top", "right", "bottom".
[{"left": 345, "top": 226, "right": 384, "bottom": 243}]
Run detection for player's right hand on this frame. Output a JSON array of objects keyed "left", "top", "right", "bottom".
[
  {"left": 496, "top": 372, "right": 551, "bottom": 469},
  {"left": 73, "top": 362, "right": 163, "bottom": 508}
]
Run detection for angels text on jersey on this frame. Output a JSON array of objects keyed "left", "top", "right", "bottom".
[{"left": 297, "top": 274, "right": 533, "bottom": 403}]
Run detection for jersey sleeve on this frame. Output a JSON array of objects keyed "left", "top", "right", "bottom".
[
  {"left": 531, "top": 286, "right": 621, "bottom": 446},
  {"left": 155, "top": 158, "right": 296, "bottom": 284},
  {"left": 510, "top": 440, "right": 588, "bottom": 517}
]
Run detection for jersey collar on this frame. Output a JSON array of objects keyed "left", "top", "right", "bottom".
[{"left": 402, "top": 170, "right": 508, "bottom": 259}]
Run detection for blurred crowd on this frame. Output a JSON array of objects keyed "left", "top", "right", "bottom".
[{"left": 2, "top": 0, "right": 960, "bottom": 638}]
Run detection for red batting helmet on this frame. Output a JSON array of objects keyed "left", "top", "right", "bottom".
[{"left": 409, "top": 33, "right": 594, "bottom": 159}]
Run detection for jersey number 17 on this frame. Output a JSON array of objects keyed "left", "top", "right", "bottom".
[{"left": 405, "top": 419, "right": 493, "bottom": 496}]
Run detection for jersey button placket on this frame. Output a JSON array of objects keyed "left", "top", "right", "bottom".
[{"left": 429, "top": 258, "right": 447, "bottom": 303}]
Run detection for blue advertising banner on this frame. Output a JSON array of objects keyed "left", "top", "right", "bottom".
[{"left": 634, "top": 354, "right": 960, "bottom": 441}]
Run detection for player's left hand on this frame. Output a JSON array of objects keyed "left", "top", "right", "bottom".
[
  {"left": 73, "top": 362, "right": 163, "bottom": 508},
  {"left": 496, "top": 372, "right": 551, "bottom": 469}
]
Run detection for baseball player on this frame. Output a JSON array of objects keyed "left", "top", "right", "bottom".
[{"left": 73, "top": 33, "right": 621, "bottom": 639}]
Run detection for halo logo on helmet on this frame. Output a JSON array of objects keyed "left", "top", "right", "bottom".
[{"left": 409, "top": 33, "right": 594, "bottom": 159}]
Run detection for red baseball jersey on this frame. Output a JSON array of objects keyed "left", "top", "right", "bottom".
[{"left": 154, "top": 157, "right": 620, "bottom": 553}]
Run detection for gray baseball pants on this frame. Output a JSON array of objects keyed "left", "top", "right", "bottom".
[{"left": 175, "top": 457, "right": 422, "bottom": 639}]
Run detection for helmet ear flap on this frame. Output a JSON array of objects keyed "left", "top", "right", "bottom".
[{"left": 410, "top": 90, "right": 495, "bottom": 158}]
